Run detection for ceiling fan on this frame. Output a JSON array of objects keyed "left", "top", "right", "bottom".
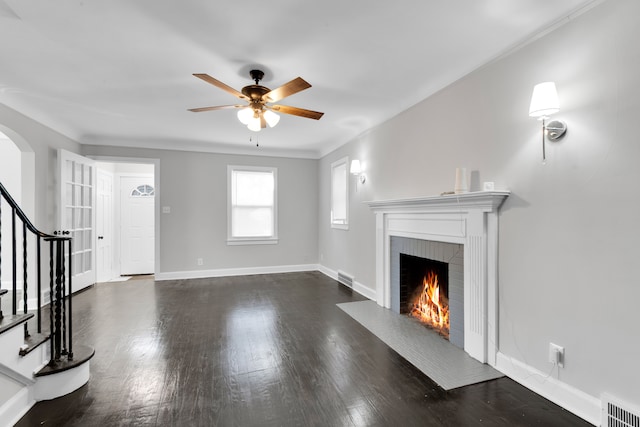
[{"left": 189, "top": 69, "right": 324, "bottom": 132}]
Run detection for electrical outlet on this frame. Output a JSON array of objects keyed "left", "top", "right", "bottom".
[
  {"left": 197, "top": 258, "right": 203, "bottom": 266},
  {"left": 548, "top": 343, "right": 564, "bottom": 367}
]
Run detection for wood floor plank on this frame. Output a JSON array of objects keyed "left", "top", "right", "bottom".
[{"left": 16, "top": 272, "right": 591, "bottom": 426}]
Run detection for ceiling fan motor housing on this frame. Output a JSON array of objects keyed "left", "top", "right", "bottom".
[{"left": 242, "top": 84, "right": 270, "bottom": 101}]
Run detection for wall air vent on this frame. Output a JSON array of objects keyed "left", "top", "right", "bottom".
[
  {"left": 602, "top": 393, "right": 640, "bottom": 427},
  {"left": 337, "top": 270, "right": 354, "bottom": 288}
]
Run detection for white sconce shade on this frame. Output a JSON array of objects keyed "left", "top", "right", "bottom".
[
  {"left": 529, "top": 82, "right": 560, "bottom": 118},
  {"left": 529, "top": 81, "right": 567, "bottom": 162},
  {"left": 350, "top": 159, "right": 366, "bottom": 185},
  {"left": 237, "top": 107, "right": 253, "bottom": 125},
  {"left": 350, "top": 159, "right": 362, "bottom": 175},
  {"left": 263, "top": 110, "right": 280, "bottom": 128}
]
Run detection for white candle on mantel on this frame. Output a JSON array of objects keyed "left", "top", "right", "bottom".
[{"left": 454, "top": 168, "right": 468, "bottom": 194}]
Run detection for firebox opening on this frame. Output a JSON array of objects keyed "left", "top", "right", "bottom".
[{"left": 400, "top": 254, "right": 449, "bottom": 339}]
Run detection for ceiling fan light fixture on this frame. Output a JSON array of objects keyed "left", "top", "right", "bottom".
[
  {"left": 237, "top": 107, "right": 253, "bottom": 125},
  {"left": 263, "top": 110, "right": 280, "bottom": 128},
  {"left": 247, "top": 116, "right": 262, "bottom": 132}
]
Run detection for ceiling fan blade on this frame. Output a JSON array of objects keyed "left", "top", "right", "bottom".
[
  {"left": 263, "top": 77, "right": 311, "bottom": 103},
  {"left": 193, "top": 74, "right": 246, "bottom": 100},
  {"left": 188, "top": 104, "right": 243, "bottom": 113},
  {"left": 269, "top": 104, "right": 324, "bottom": 120}
]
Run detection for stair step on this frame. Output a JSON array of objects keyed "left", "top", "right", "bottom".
[
  {"left": 35, "top": 344, "right": 95, "bottom": 377},
  {"left": 19, "top": 332, "right": 50, "bottom": 356},
  {"left": 0, "top": 313, "right": 34, "bottom": 335}
]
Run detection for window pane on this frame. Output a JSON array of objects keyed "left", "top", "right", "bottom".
[
  {"left": 232, "top": 207, "right": 273, "bottom": 237},
  {"left": 229, "top": 166, "right": 277, "bottom": 240},
  {"left": 233, "top": 170, "right": 274, "bottom": 206}
]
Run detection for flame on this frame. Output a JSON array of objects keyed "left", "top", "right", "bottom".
[{"left": 409, "top": 271, "right": 449, "bottom": 337}]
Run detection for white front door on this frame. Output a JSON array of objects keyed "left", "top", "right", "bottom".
[
  {"left": 58, "top": 149, "right": 96, "bottom": 291},
  {"left": 96, "top": 169, "right": 114, "bottom": 282},
  {"left": 120, "top": 176, "right": 154, "bottom": 275}
]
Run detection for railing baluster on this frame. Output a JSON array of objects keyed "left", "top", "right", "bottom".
[
  {"left": 23, "top": 222, "right": 29, "bottom": 338},
  {"left": 49, "top": 240, "right": 55, "bottom": 366},
  {"left": 54, "top": 240, "right": 62, "bottom": 361},
  {"left": 12, "top": 207, "right": 17, "bottom": 315},
  {"left": 0, "top": 199, "right": 2, "bottom": 321},
  {"left": 0, "top": 199, "right": 2, "bottom": 294},
  {"left": 37, "top": 236, "right": 42, "bottom": 333},
  {"left": 67, "top": 240, "right": 73, "bottom": 360},
  {"left": 61, "top": 241, "right": 67, "bottom": 356}
]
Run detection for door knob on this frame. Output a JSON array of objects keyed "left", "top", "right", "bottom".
[{"left": 98, "top": 236, "right": 104, "bottom": 240}]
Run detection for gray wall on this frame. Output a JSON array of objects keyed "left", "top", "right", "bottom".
[
  {"left": 82, "top": 145, "right": 319, "bottom": 274},
  {"left": 319, "top": 0, "right": 638, "bottom": 406}
]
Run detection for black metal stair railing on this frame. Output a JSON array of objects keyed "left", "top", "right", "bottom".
[{"left": 0, "top": 181, "right": 75, "bottom": 365}]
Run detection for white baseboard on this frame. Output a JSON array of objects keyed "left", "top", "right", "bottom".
[
  {"left": 495, "top": 352, "right": 600, "bottom": 426},
  {"left": 0, "top": 386, "right": 34, "bottom": 427},
  {"left": 155, "top": 264, "right": 320, "bottom": 281},
  {"left": 317, "top": 265, "right": 376, "bottom": 301}
]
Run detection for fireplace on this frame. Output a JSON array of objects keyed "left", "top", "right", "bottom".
[
  {"left": 392, "top": 238, "right": 464, "bottom": 349},
  {"left": 401, "top": 254, "right": 449, "bottom": 337},
  {"left": 367, "top": 191, "right": 509, "bottom": 364}
]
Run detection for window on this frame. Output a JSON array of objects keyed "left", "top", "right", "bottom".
[
  {"left": 228, "top": 165, "right": 278, "bottom": 245},
  {"left": 131, "top": 184, "right": 154, "bottom": 197},
  {"left": 330, "top": 157, "right": 349, "bottom": 229}
]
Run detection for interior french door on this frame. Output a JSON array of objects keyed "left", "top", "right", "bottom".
[
  {"left": 96, "top": 169, "right": 114, "bottom": 282},
  {"left": 58, "top": 149, "right": 96, "bottom": 291}
]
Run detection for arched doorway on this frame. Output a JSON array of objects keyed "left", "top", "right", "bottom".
[{"left": 0, "top": 127, "right": 36, "bottom": 305}]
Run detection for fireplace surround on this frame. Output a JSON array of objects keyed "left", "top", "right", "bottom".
[{"left": 367, "top": 191, "right": 509, "bottom": 364}]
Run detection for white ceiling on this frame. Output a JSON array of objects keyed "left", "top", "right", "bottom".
[{"left": 0, "top": 0, "right": 599, "bottom": 158}]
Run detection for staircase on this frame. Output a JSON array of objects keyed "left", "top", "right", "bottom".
[{"left": 0, "top": 182, "right": 94, "bottom": 427}]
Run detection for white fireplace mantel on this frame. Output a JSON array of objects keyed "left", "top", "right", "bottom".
[{"left": 366, "top": 191, "right": 510, "bottom": 365}]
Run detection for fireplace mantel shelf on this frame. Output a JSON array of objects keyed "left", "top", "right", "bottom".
[{"left": 365, "top": 191, "right": 510, "bottom": 213}]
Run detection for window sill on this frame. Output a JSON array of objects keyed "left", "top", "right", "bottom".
[
  {"left": 227, "top": 238, "right": 279, "bottom": 246},
  {"left": 331, "top": 223, "right": 349, "bottom": 230}
]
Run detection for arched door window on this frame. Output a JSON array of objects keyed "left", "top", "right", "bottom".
[{"left": 131, "top": 184, "right": 154, "bottom": 197}]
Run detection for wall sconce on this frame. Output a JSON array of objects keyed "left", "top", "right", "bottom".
[
  {"left": 350, "top": 159, "right": 366, "bottom": 191},
  {"left": 529, "top": 82, "right": 567, "bottom": 162}
]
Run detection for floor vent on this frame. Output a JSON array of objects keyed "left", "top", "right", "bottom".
[
  {"left": 337, "top": 270, "right": 354, "bottom": 288},
  {"left": 602, "top": 393, "right": 640, "bottom": 427}
]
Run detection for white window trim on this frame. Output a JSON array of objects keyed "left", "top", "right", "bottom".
[
  {"left": 227, "top": 165, "right": 278, "bottom": 245},
  {"left": 330, "top": 156, "right": 349, "bottom": 230}
]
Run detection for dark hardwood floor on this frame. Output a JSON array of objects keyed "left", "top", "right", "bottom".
[{"left": 16, "top": 272, "right": 590, "bottom": 426}]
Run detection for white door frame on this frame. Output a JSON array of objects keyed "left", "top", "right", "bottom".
[{"left": 86, "top": 156, "right": 160, "bottom": 277}]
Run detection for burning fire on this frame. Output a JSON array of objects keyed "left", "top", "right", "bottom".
[{"left": 410, "top": 271, "right": 449, "bottom": 338}]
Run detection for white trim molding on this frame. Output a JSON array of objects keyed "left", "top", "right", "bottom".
[
  {"left": 496, "top": 352, "right": 600, "bottom": 426},
  {"left": 155, "top": 264, "right": 320, "bottom": 281},
  {"left": 317, "top": 265, "right": 377, "bottom": 301},
  {"left": 366, "top": 191, "right": 510, "bottom": 365}
]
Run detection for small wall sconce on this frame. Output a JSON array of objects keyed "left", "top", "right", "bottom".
[
  {"left": 529, "top": 82, "right": 567, "bottom": 162},
  {"left": 350, "top": 159, "right": 366, "bottom": 189}
]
